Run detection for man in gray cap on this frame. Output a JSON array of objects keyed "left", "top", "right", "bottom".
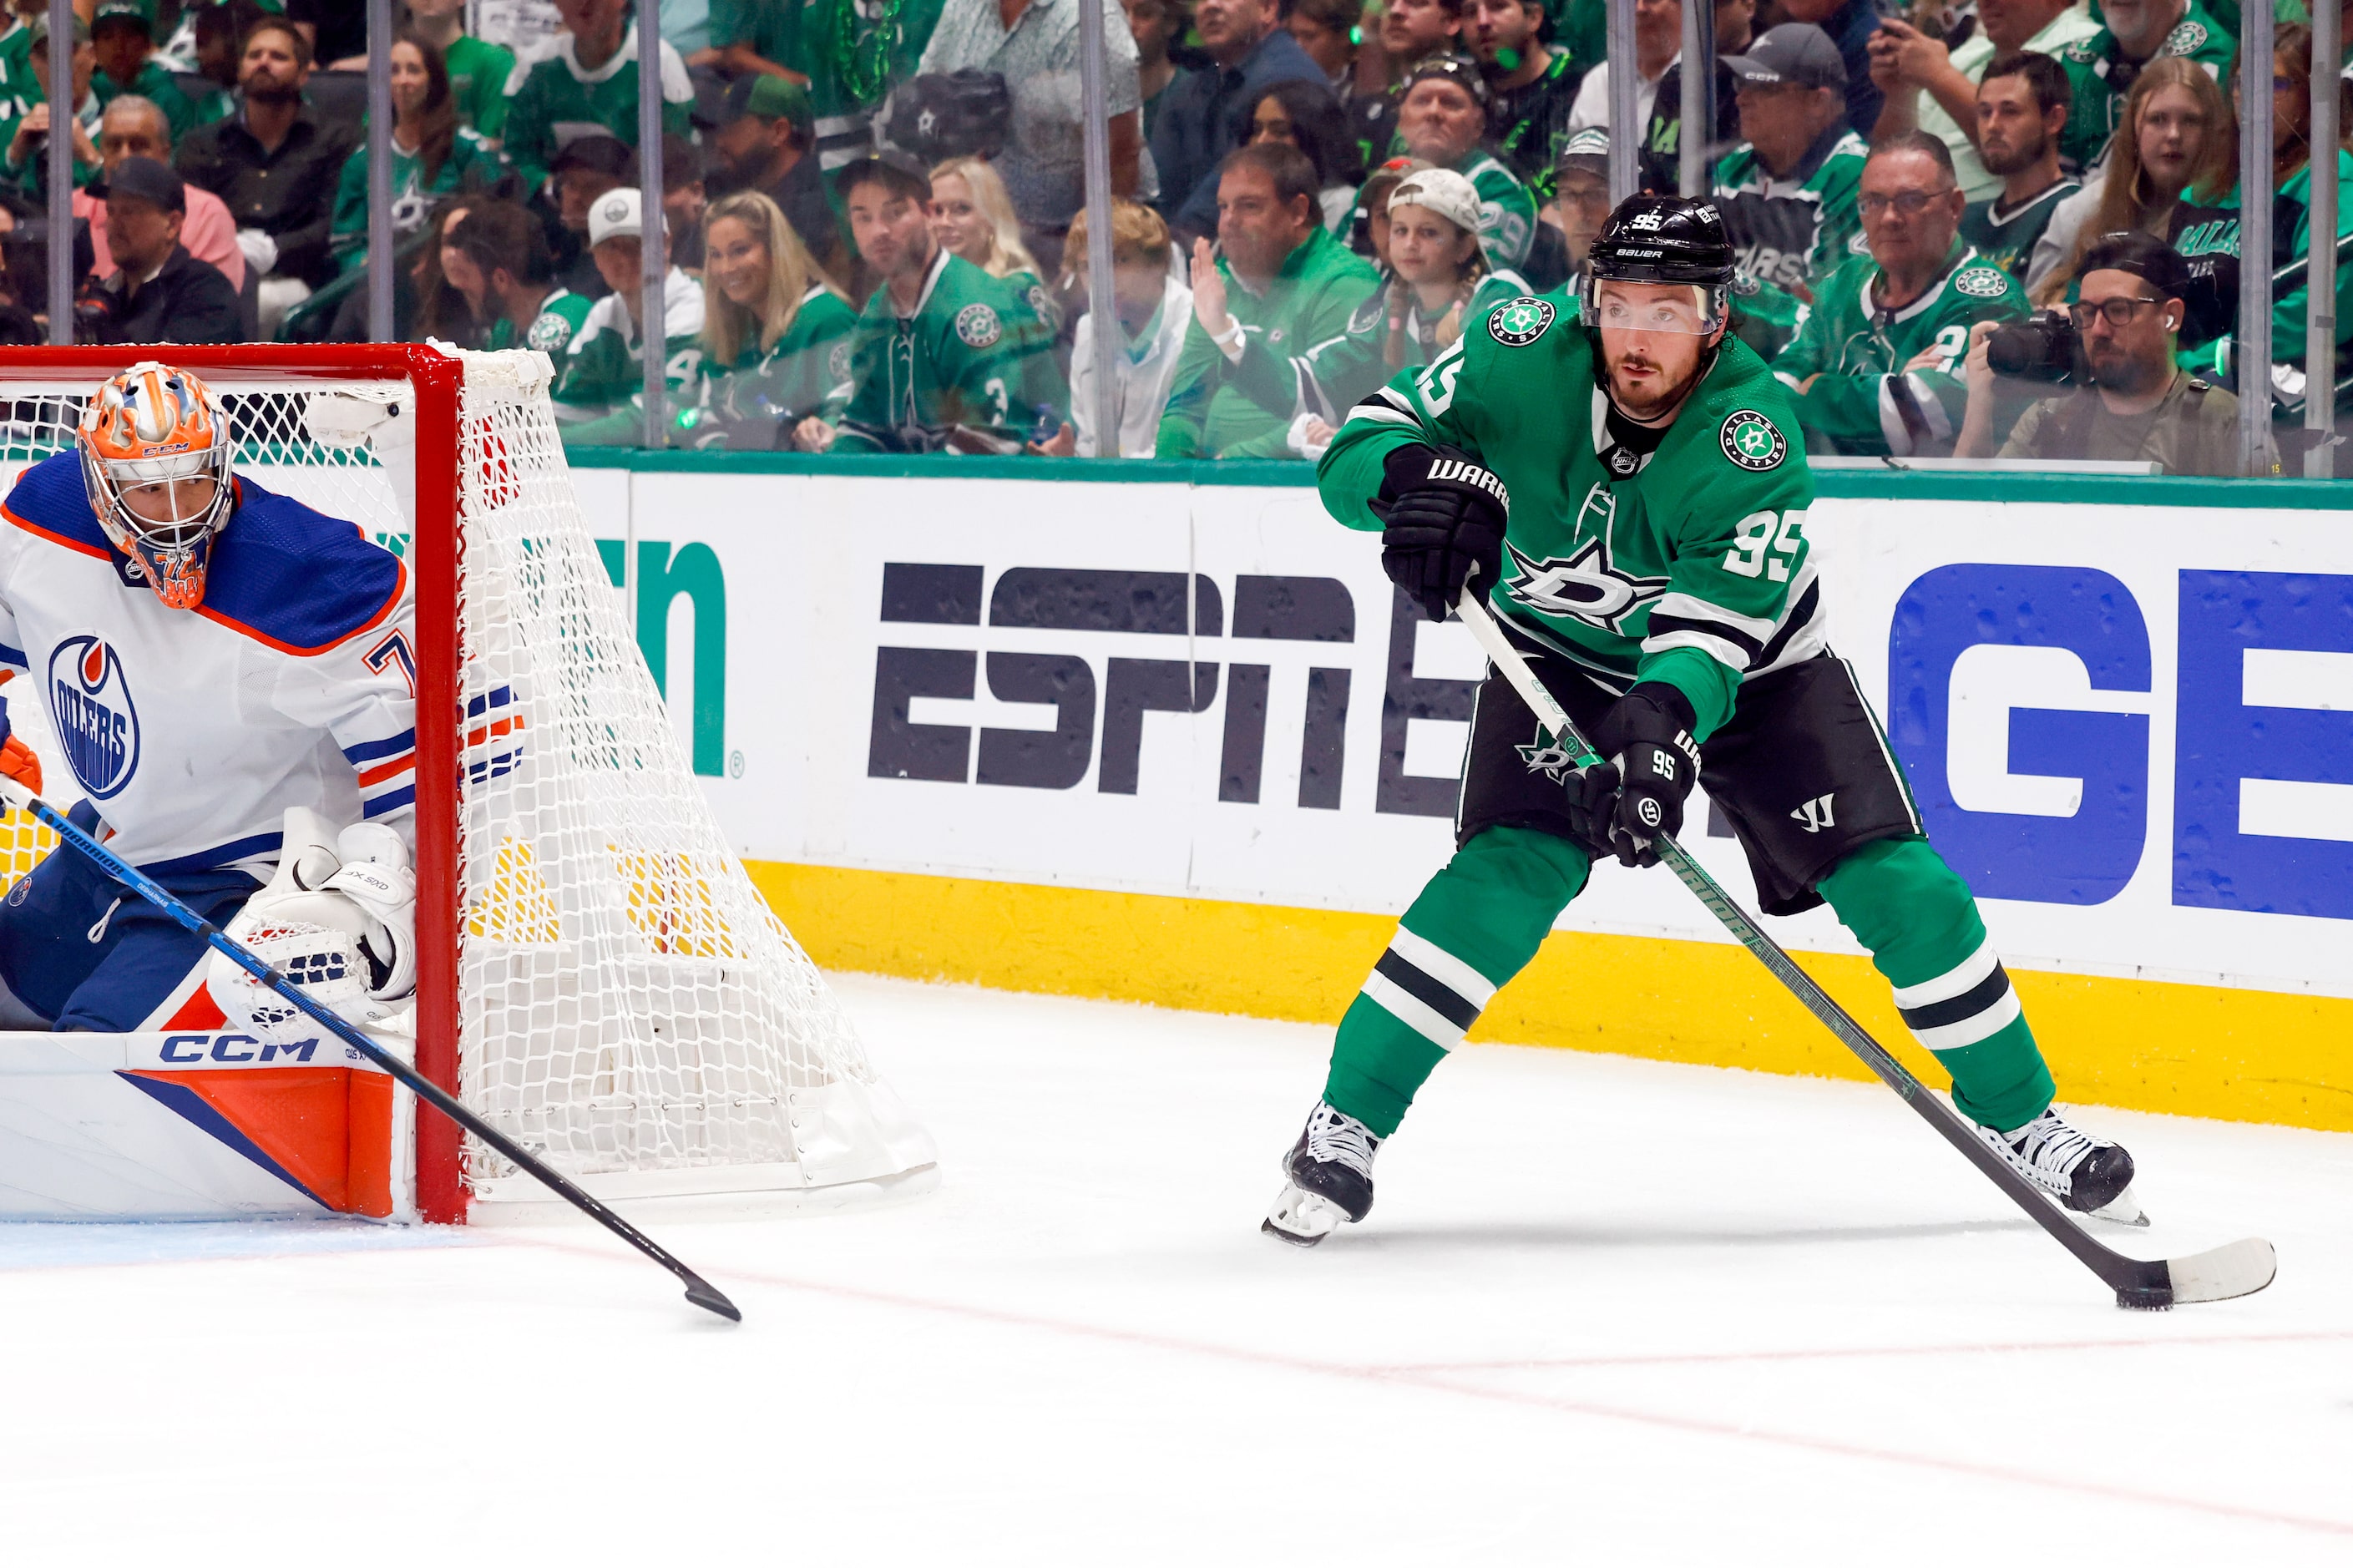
[
  {"left": 1712, "top": 23, "right": 1868, "bottom": 298},
  {"left": 73, "top": 154, "right": 241, "bottom": 345}
]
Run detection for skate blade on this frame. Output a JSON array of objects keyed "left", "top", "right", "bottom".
[
  {"left": 2083, "top": 1183, "right": 2150, "bottom": 1228},
  {"left": 1263, "top": 1183, "right": 1349, "bottom": 1247}
]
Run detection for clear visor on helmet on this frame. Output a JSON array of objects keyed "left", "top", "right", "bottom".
[
  {"left": 99, "top": 449, "right": 229, "bottom": 550},
  {"left": 1584, "top": 279, "right": 1727, "bottom": 336}
]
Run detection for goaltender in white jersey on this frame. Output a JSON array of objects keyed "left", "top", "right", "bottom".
[{"left": 0, "top": 362, "right": 418, "bottom": 1034}]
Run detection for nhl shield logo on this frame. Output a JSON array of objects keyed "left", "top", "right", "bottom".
[
  {"left": 48, "top": 635, "right": 140, "bottom": 800},
  {"left": 1487, "top": 296, "right": 1555, "bottom": 346},
  {"left": 954, "top": 302, "right": 1003, "bottom": 348},
  {"left": 1719, "top": 410, "right": 1786, "bottom": 472}
]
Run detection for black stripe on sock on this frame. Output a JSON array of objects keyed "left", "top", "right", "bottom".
[
  {"left": 1373, "top": 949, "right": 1483, "bottom": 1031},
  {"left": 1898, "top": 964, "right": 2013, "bottom": 1033}
]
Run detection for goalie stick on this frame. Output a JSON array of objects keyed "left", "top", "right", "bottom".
[
  {"left": 1453, "top": 587, "right": 2275, "bottom": 1310},
  {"left": 0, "top": 779, "right": 743, "bottom": 1323}
]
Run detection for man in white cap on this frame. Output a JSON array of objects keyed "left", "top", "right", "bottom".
[{"left": 550, "top": 188, "right": 706, "bottom": 447}]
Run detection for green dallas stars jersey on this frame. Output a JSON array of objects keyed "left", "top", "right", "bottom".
[
  {"left": 1455, "top": 149, "right": 1539, "bottom": 273},
  {"left": 502, "top": 23, "right": 693, "bottom": 193},
  {"left": 1771, "top": 242, "right": 2028, "bottom": 456},
  {"left": 684, "top": 284, "right": 862, "bottom": 435},
  {"left": 488, "top": 286, "right": 597, "bottom": 356},
  {"left": 1960, "top": 176, "right": 2080, "bottom": 281},
  {"left": 93, "top": 58, "right": 226, "bottom": 140},
  {"left": 2059, "top": 1, "right": 2234, "bottom": 170},
  {"left": 1712, "top": 126, "right": 1869, "bottom": 296},
  {"left": 551, "top": 269, "right": 706, "bottom": 446},
  {"left": 832, "top": 249, "right": 1066, "bottom": 453},
  {"left": 443, "top": 33, "right": 518, "bottom": 140},
  {"left": 1321, "top": 292, "right": 1821, "bottom": 741}
]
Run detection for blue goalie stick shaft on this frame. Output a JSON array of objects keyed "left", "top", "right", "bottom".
[
  {"left": 0, "top": 779, "right": 741, "bottom": 1323},
  {"left": 1453, "top": 588, "right": 2274, "bottom": 1309}
]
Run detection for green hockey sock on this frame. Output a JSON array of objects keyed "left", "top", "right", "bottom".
[
  {"left": 1323, "top": 826, "right": 1592, "bottom": 1136},
  {"left": 1814, "top": 837, "right": 2054, "bottom": 1132}
]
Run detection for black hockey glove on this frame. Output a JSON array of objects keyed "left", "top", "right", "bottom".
[
  {"left": 1566, "top": 684, "right": 1702, "bottom": 868},
  {"left": 1368, "top": 443, "right": 1509, "bottom": 622}
]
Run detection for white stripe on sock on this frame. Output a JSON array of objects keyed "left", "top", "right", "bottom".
[
  {"left": 1889, "top": 936, "right": 2001, "bottom": 1010},
  {"left": 1909, "top": 987, "right": 2022, "bottom": 1051},
  {"left": 1388, "top": 926, "right": 1496, "bottom": 1010},
  {"left": 1360, "top": 970, "right": 1467, "bottom": 1050}
]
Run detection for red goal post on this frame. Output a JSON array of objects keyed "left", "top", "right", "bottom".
[{"left": 0, "top": 345, "right": 932, "bottom": 1224}]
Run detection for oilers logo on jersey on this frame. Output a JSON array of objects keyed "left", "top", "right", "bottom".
[{"left": 48, "top": 635, "right": 139, "bottom": 799}]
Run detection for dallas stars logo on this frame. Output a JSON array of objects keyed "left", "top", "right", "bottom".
[
  {"left": 1516, "top": 732, "right": 1581, "bottom": 781},
  {"left": 1501, "top": 528, "right": 1670, "bottom": 634},
  {"left": 1718, "top": 409, "right": 1786, "bottom": 471},
  {"left": 1487, "top": 296, "right": 1555, "bottom": 346}
]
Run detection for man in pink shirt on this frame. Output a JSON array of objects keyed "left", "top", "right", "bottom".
[{"left": 74, "top": 94, "right": 243, "bottom": 291}]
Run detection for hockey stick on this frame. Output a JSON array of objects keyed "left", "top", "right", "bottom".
[
  {"left": 0, "top": 780, "right": 742, "bottom": 1323},
  {"left": 1453, "top": 589, "right": 2275, "bottom": 1310}
]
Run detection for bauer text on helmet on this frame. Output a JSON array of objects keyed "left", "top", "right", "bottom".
[{"left": 76, "top": 362, "right": 235, "bottom": 610}]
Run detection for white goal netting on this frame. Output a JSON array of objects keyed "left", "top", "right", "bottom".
[{"left": 0, "top": 348, "right": 933, "bottom": 1209}]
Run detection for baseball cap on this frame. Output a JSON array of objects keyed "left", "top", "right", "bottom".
[
  {"left": 89, "top": 154, "right": 185, "bottom": 213},
  {"left": 1556, "top": 125, "right": 1610, "bottom": 174},
  {"left": 832, "top": 147, "right": 932, "bottom": 203},
  {"left": 1723, "top": 23, "right": 1848, "bottom": 90},
  {"left": 94, "top": 0, "right": 155, "bottom": 35},
  {"left": 724, "top": 73, "right": 814, "bottom": 136},
  {"left": 28, "top": 10, "right": 92, "bottom": 46},
  {"left": 589, "top": 187, "right": 644, "bottom": 245},
  {"left": 1399, "top": 54, "right": 1491, "bottom": 113},
  {"left": 2077, "top": 230, "right": 2192, "bottom": 300},
  {"left": 1386, "top": 168, "right": 1484, "bottom": 237},
  {"left": 550, "top": 134, "right": 637, "bottom": 181}
]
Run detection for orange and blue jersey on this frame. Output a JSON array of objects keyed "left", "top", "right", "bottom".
[{"left": 0, "top": 451, "right": 418, "bottom": 877}]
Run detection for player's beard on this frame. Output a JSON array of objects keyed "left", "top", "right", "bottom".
[{"left": 1605, "top": 344, "right": 1706, "bottom": 423}]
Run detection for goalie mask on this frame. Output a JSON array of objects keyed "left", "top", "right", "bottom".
[{"left": 77, "top": 362, "right": 236, "bottom": 610}]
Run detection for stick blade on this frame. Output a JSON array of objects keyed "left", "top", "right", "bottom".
[
  {"left": 2162, "top": 1237, "right": 2277, "bottom": 1307},
  {"left": 683, "top": 1275, "right": 743, "bottom": 1323}
]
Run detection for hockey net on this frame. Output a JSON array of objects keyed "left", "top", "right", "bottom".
[{"left": 0, "top": 346, "right": 932, "bottom": 1221}]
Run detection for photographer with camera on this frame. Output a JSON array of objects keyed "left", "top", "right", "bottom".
[{"left": 1953, "top": 230, "right": 2237, "bottom": 473}]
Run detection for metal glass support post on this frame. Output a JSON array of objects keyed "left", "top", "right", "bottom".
[
  {"left": 43, "top": 0, "right": 69, "bottom": 344},
  {"left": 367, "top": 0, "right": 394, "bottom": 341},
  {"left": 638, "top": 0, "right": 668, "bottom": 448},
  {"left": 2306, "top": 0, "right": 2340, "bottom": 476},
  {"left": 1607, "top": 0, "right": 1639, "bottom": 202},
  {"left": 1077, "top": 0, "right": 1121, "bottom": 453},
  {"left": 2239, "top": 0, "right": 2275, "bottom": 476},
  {"left": 1677, "top": 0, "right": 1711, "bottom": 198}
]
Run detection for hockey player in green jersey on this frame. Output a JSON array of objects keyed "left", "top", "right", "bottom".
[
  {"left": 502, "top": 0, "right": 693, "bottom": 195},
  {"left": 805, "top": 153, "right": 1067, "bottom": 456},
  {"left": 1263, "top": 193, "right": 2142, "bottom": 1247},
  {"left": 1713, "top": 23, "right": 1868, "bottom": 296},
  {"left": 1771, "top": 133, "right": 2028, "bottom": 457}
]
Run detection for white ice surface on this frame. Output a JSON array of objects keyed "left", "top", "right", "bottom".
[{"left": 0, "top": 974, "right": 2345, "bottom": 1564}]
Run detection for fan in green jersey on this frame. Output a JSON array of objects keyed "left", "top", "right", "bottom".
[
  {"left": 326, "top": 31, "right": 507, "bottom": 278},
  {"left": 502, "top": 0, "right": 693, "bottom": 196},
  {"left": 802, "top": 153, "right": 1068, "bottom": 456},
  {"left": 1263, "top": 191, "right": 2144, "bottom": 1250},
  {"left": 443, "top": 200, "right": 599, "bottom": 358},
  {"left": 1958, "top": 56, "right": 2080, "bottom": 284},
  {"left": 1366, "top": 166, "right": 1533, "bottom": 374},
  {"left": 406, "top": 0, "right": 516, "bottom": 140},
  {"left": 1713, "top": 24, "right": 1868, "bottom": 297},
  {"left": 1771, "top": 133, "right": 2029, "bottom": 456},
  {"left": 2058, "top": 0, "right": 2234, "bottom": 171},
  {"left": 675, "top": 190, "right": 859, "bottom": 450},
  {"left": 92, "top": 0, "right": 225, "bottom": 140},
  {"left": 552, "top": 189, "right": 708, "bottom": 446},
  {"left": 1394, "top": 56, "right": 1541, "bottom": 273}
]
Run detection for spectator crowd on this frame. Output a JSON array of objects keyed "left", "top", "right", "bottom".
[{"left": 0, "top": 0, "right": 2340, "bottom": 472}]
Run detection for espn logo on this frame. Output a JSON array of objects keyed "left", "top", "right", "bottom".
[{"left": 1427, "top": 459, "right": 1510, "bottom": 511}]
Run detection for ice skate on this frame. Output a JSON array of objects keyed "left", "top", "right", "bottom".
[
  {"left": 1262, "top": 1102, "right": 1380, "bottom": 1247},
  {"left": 1977, "top": 1108, "right": 2145, "bottom": 1226}
]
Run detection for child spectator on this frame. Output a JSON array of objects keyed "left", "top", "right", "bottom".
[
  {"left": 1156, "top": 141, "right": 1383, "bottom": 458},
  {"left": 1064, "top": 196, "right": 1192, "bottom": 457},
  {"left": 680, "top": 189, "right": 859, "bottom": 448},
  {"left": 502, "top": 0, "right": 692, "bottom": 196},
  {"left": 93, "top": 0, "right": 226, "bottom": 141},
  {"left": 407, "top": 0, "right": 518, "bottom": 141},
  {"left": 3, "top": 12, "right": 100, "bottom": 200},
  {"left": 2032, "top": 58, "right": 2231, "bottom": 301},
  {"left": 1241, "top": 78, "right": 1364, "bottom": 232},
  {"left": 800, "top": 151, "right": 1069, "bottom": 454},
  {"left": 1371, "top": 165, "right": 1526, "bottom": 369},
  {"left": 329, "top": 31, "right": 506, "bottom": 277},
  {"left": 75, "top": 94, "right": 245, "bottom": 294},
  {"left": 175, "top": 16, "right": 357, "bottom": 331},
  {"left": 443, "top": 198, "right": 598, "bottom": 354},
  {"left": 1345, "top": 154, "right": 1431, "bottom": 266},
  {"left": 553, "top": 186, "right": 708, "bottom": 444},
  {"left": 1391, "top": 55, "right": 1533, "bottom": 271}
]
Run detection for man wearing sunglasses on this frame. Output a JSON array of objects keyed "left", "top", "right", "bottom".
[{"left": 1953, "top": 230, "right": 2239, "bottom": 473}]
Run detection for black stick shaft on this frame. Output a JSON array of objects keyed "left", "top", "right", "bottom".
[
  {"left": 1453, "top": 592, "right": 2171, "bottom": 1302},
  {"left": 6, "top": 786, "right": 741, "bottom": 1322}
]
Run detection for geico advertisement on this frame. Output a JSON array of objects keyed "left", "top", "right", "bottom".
[{"left": 585, "top": 473, "right": 2353, "bottom": 1001}]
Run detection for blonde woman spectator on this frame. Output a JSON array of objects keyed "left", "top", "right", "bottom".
[
  {"left": 1064, "top": 199, "right": 1192, "bottom": 457},
  {"left": 686, "top": 190, "right": 861, "bottom": 450},
  {"left": 929, "top": 156, "right": 1057, "bottom": 325},
  {"left": 2029, "top": 58, "right": 2233, "bottom": 302}
]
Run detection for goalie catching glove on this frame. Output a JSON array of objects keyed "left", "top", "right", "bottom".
[
  {"left": 1369, "top": 443, "right": 1509, "bottom": 623},
  {"left": 1566, "top": 685, "right": 1702, "bottom": 867},
  {"left": 207, "top": 809, "right": 417, "bottom": 1041}
]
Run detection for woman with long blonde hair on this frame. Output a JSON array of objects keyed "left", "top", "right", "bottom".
[
  {"left": 928, "top": 156, "right": 1054, "bottom": 324},
  {"left": 2031, "top": 58, "right": 2234, "bottom": 304},
  {"left": 690, "top": 191, "right": 859, "bottom": 449}
]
